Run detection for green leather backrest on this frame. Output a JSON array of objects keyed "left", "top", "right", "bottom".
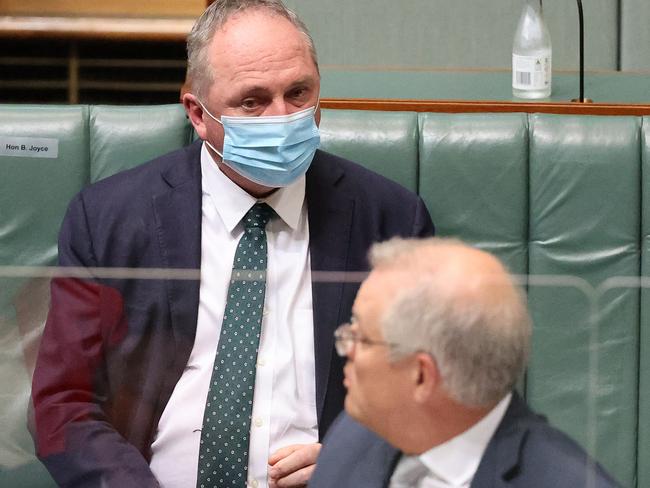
[
  {"left": 90, "top": 105, "right": 193, "bottom": 183},
  {"left": 319, "top": 109, "right": 419, "bottom": 192},
  {"left": 416, "top": 112, "right": 530, "bottom": 398},
  {"left": 526, "top": 114, "right": 640, "bottom": 486},
  {"left": 417, "top": 112, "right": 529, "bottom": 275},
  {"left": 416, "top": 113, "right": 639, "bottom": 486},
  {"left": 0, "top": 106, "right": 89, "bottom": 267}
]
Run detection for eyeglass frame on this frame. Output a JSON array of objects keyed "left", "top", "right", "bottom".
[{"left": 333, "top": 322, "right": 401, "bottom": 357}]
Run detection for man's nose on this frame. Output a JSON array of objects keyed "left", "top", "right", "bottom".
[{"left": 262, "top": 99, "right": 291, "bottom": 116}]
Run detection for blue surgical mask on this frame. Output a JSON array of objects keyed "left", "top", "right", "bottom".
[{"left": 200, "top": 102, "right": 320, "bottom": 188}]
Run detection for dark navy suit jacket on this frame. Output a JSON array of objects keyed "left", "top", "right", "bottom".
[
  {"left": 31, "top": 141, "right": 434, "bottom": 487},
  {"left": 310, "top": 393, "right": 621, "bottom": 488}
]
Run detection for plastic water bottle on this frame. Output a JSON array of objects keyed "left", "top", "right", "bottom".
[{"left": 512, "top": 0, "right": 552, "bottom": 99}]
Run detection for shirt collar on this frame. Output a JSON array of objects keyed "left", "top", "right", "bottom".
[
  {"left": 418, "top": 392, "right": 512, "bottom": 486},
  {"left": 200, "top": 142, "right": 305, "bottom": 232}
]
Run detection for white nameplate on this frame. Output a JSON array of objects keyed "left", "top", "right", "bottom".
[{"left": 0, "top": 137, "right": 59, "bottom": 159}]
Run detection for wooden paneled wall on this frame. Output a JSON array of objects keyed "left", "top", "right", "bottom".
[{"left": 0, "top": 0, "right": 205, "bottom": 17}]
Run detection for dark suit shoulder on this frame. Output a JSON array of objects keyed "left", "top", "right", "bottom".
[
  {"left": 60, "top": 141, "right": 202, "bottom": 266},
  {"left": 80, "top": 141, "right": 201, "bottom": 207},
  {"left": 491, "top": 397, "right": 622, "bottom": 488},
  {"left": 311, "top": 149, "right": 419, "bottom": 201},
  {"left": 516, "top": 420, "right": 622, "bottom": 487},
  {"left": 311, "top": 413, "right": 398, "bottom": 488},
  {"left": 308, "top": 150, "right": 435, "bottom": 240}
]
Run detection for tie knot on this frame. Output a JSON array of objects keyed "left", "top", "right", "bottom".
[{"left": 243, "top": 202, "right": 274, "bottom": 229}]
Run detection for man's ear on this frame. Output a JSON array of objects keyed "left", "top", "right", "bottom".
[
  {"left": 413, "top": 353, "right": 439, "bottom": 404},
  {"left": 182, "top": 93, "right": 208, "bottom": 140}
]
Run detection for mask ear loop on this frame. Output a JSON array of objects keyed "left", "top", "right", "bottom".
[
  {"left": 204, "top": 140, "right": 224, "bottom": 160},
  {"left": 198, "top": 100, "right": 223, "bottom": 126},
  {"left": 197, "top": 99, "right": 225, "bottom": 159}
]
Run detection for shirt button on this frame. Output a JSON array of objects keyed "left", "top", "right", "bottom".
[
  {"left": 254, "top": 417, "right": 263, "bottom": 428},
  {"left": 251, "top": 480, "right": 259, "bottom": 488},
  {"left": 257, "top": 358, "right": 266, "bottom": 367}
]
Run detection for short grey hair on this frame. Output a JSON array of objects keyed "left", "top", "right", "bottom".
[
  {"left": 187, "top": 0, "right": 318, "bottom": 99},
  {"left": 370, "top": 237, "right": 531, "bottom": 407}
]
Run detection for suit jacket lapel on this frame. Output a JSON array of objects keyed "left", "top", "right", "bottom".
[
  {"left": 359, "top": 443, "right": 400, "bottom": 488},
  {"left": 306, "top": 151, "right": 355, "bottom": 424},
  {"left": 152, "top": 142, "right": 202, "bottom": 389},
  {"left": 471, "top": 393, "right": 530, "bottom": 488},
  {"left": 383, "top": 450, "right": 403, "bottom": 488}
]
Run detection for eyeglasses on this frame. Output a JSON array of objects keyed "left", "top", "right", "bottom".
[{"left": 333, "top": 322, "right": 398, "bottom": 357}]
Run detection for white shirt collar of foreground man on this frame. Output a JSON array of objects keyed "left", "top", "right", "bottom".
[{"left": 390, "top": 393, "right": 512, "bottom": 488}]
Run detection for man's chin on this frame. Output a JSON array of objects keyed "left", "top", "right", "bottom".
[
  {"left": 344, "top": 399, "right": 388, "bottom": 442},
  {"left": 344, "top": 395, "right": 363, "bottom": 423},
  {"left": 216, "top": 159, "right": 277, "bottom": 198}
]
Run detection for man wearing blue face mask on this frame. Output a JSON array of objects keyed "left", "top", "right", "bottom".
[
  {"left": 199, "top": 103, "right": 321, "bottom": 188},
  {"left": 30, "top": 1, "right": 434, "bottom": 487}
]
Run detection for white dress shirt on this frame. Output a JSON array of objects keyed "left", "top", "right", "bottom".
[
  {"left": 150, "top": 143, "right": 318, "bottom": 488},
  {"left": 390, "top": 393, "right": 512, "bottom": 488}
]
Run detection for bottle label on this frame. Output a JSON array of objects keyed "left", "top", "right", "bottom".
[{"left": 512, "top": 54, "right": 551, "bottom": 90}]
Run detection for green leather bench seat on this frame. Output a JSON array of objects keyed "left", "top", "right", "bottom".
[
  {"left": 0, "top": 105, "right": 647, "bottom": 487},
  {"left": 0, "top": 105, "right": 90, "bottom": 487},
  {"left": 526, "top": 115, "right": 640, "bottom": 486}
]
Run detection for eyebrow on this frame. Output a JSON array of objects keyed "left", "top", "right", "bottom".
[
  {"left": 237, "top": 76, "right": 317, "bottom": 97},
  {"left": 237, "top": 86, "right": 270, "bottom": 98},
  {"left": 288, "top": 76, "right": 317, "bottom": 87}
]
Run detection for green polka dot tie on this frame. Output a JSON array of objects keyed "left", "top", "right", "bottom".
[{"left": 197, "top": 203, "right": 274, "bottom": 488}]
